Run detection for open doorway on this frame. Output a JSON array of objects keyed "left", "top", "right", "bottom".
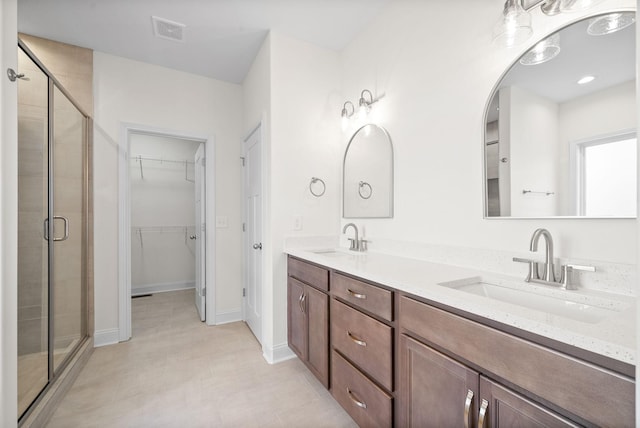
[{"left": 119, "top": 125, "right": 215, "bottom": 342}]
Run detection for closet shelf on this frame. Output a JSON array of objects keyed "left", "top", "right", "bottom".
[
  {"left": 131, "top": 155, "right": 196, "bottom": 182},
  {"left": 132, "top": 225, "right": 196, "bottom": 248}
]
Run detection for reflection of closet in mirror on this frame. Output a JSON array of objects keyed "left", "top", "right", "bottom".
[{"left": 485, "top": 120, "right": 500, "bottom": 217}]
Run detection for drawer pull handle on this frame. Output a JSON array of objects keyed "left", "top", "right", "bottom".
[
  {"left": 478, "top": 399, "right": 488, "bottom": 428},
  {"left": 346, "top": 388, "right": 367, "bottom": 409},
  {"left": 347, "top": 288, "right": 367, "bottom": 299},
  {"left": 347, "top": 331, "right": 367, "bottom": 347},
  {"left": 298, "top": 293, "right": 305, "bottom": 313},
  {"left": 464, "top": 389, "right": 474, "bottom": 428}
]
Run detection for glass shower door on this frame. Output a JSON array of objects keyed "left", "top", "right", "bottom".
[
  {"left": 17, "top": 47, "right": 49, "bottom": 417},
  {"left": 51, "top": 85, "right": 87, "bottom": 371},
  {"left": 17, "top": 43, "right": 89, "bottom": 420}
]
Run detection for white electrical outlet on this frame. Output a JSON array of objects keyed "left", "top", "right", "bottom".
[
  {"left": 293, "top": 216, "right": 303, "bottom": 231},
  {"left": 216, "top": 216, "right": 228, "bottom": 228}
]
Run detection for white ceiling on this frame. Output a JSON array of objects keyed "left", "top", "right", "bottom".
[{"left": 17, "top": 0, "right": 391, "bottom": 84}]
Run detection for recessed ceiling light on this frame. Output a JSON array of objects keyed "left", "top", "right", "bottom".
[{"left": 577, "top": 75, "right": 596, "bottom": 85}]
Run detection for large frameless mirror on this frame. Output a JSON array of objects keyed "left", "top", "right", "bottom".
[
  {"left": 343, "top": 124, "right": 394, "bottom": 218},
  {"left": 484, "top": 11, "right": 636, "bottom": 218}
]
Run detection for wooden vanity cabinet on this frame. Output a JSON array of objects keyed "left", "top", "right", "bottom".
[
  {"left": 287, "top": 257, "right": 329, "bottom": 388},
  {"left": 330, "top": 272, "right": 395, "bottom": 428},
  {"left": 398, "top": 334, "right": 579, "bottom": 427},
  {"left": 398, "top": 295, "right": 634, "bottom": 427}
]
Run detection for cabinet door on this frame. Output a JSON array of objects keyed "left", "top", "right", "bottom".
[
  {"left": 479, "top": 377, "right": 580, "bottom": 428},
  {"left": 398, "top": 335, "right": 479, "bottom": 428},
  {"left": 287, "top": 278, "right": 307, "bottom": 360},
  {"left": 306, "top": 285, "right": 329, "bottom": 388}
]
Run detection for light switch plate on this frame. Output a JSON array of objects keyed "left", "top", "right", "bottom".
[
  {"left": 293, "top": 216, "right": 303, "bottom": 231},
  {"left": 216, "top": 216, "right": 228, "bottom": 228}
]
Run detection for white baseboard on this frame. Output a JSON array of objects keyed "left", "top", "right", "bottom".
[
  {"left": 214, "top": 309, "right": 242, "bottom": 325},
  {"left": 94, "top": 328, "right": 120, "bottom": 347},
  {"left": 132, "top": 281, "right": 195, "bottom": 296},
  {"left": 263, "top": 342, "right": 296, "bottom": 364}
]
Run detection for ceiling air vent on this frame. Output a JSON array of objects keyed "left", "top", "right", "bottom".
[{"left": 151, "top": 16, "right": 186, "bottom": 42}]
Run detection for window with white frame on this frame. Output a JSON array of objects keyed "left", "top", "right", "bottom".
[{"left": 571, "top": 131, "right": 637, "bottom": 217}]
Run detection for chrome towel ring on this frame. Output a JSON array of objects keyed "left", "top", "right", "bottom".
[{"left": 310, "top": 177, "right": 326, "bottom": 197}]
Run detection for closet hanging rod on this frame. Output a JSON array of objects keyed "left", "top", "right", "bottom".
[
  {"left": 131, "top": 155, "right": 195, "bottom": 165},
  {"left": 132, "top": 225, "right": 195, "bottom": 233}
]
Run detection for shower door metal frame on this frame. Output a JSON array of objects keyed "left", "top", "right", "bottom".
[{"left": 17, "top": 39, "right": 92, "bottom": 424}]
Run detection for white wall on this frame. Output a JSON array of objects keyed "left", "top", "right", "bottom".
[
  {"left": 93, "top": 53, "right": 243, "bottom": 338},
  {"left": 130, "top": 134, "right": 199, "bottom": 293},
  {"left": 269, "top": 32, "right": 342, "bottom": 353},
  {"left": 0, "top": 0, "right": 18, "bottom": 424},
  {"left": 339, "top": 0, "right": 636, "bottom": 265},
  {"left": 242, "top": 32, "right": 342, "bottom": 361},
  {"left": 507, "top": 85, "right": 560, "bottom": 217}
]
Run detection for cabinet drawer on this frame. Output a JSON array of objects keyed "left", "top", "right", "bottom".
[
  {"left": 399, "top": 296, "right": 634, "bottom": 427},
  {"left": 332, "top": 351, "right": 392, "bottom": 428},
  {"left": 331, "top": 299, "right": 393, "bottom": 391},
  {"left": 288, "top": 257, "right": 329, "bottom": 292},
  {"left": 332, "top": 272, "right": 392, "bottom": 321}
]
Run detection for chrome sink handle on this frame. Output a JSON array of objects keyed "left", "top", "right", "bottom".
[
  {"left": 513, "top": 257, "right": 540, "bottom": 282},
  {"left": 561, "top": 264, "right": 596, "bottom": 290}
]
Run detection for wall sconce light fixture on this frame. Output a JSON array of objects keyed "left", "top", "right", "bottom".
[
  {"left": 495, "top": 0, "right": 612, "bottom": 47},
  {"left": 541, "top": 0, "right": 604, "bottom": 15},
  {"left": 340, "top": 89, "right": 382, "bottom": 130},
  {"left": 341, "top": 101, "right": 355, "bottom": 130},
  {"left": 357, "top": 89, "right": 374, "bottom": 120},
  {"left": 492, "top": 0, "right": 533, "bottom": 47}
]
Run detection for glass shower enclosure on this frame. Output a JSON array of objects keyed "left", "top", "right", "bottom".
[{"left": 17, "top": 42, "right": 90, "bottom": 420}]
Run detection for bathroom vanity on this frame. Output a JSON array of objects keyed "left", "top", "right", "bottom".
[{"left": 286, "top": 250, "right": 635, "bottom": 427}]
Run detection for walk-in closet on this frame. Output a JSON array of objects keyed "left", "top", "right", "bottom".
[{"left": 129, "top": 133, "right": 202, "bottom": 330}]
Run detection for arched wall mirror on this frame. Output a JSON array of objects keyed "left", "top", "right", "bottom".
[
  {"left": 343, "top": 124, "right": 394, "bottom": 218},
  {"left": 483, "top": 11, "right": 637, "bottom": 218}
]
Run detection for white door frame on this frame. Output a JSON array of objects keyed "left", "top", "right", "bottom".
[
  {"left": 242, "top": 121, "right": 264, "bottom": 343},
  {"left": 118, "top": 123, "right": 216, "bottom": 341}
]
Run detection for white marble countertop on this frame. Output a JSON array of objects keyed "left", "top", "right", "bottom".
[{"left": 285, "top": 246, "right": 637, "bottom": 367}]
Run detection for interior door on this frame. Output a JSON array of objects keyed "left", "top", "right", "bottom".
[
  {"left": 243, "top": 125, "right": 262, "bottom": 342},
  {"left": 194, "top": 143, "right": 205, "bottom": 321}
]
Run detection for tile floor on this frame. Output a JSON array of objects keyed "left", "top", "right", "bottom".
[{"left": 47, "top": 289, "right": 357, "bottom": 427}]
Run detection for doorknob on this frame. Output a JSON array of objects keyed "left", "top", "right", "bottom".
[
  {"left": 190, "top": 235, "right": 197, "bottom": 240},
  {"left": 253, "top": 243, "right": 262, "bottom": 250}
]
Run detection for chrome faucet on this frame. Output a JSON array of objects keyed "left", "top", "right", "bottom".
[
  {"left": 342, "top": 223, "right": 367, "bottom": 252},
  {"left": 529, "top": 228, "right": 555, "bottom": 282},
  {"left": 514, "top": 228, "right": 595, "bottom": 290}
]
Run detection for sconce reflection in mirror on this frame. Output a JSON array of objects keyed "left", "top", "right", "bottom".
[
  {"left": 358, "top": 181, "right": 372, "bottom": 199},
  {"left": 309, "top": 177, "right": 326, "bottom": 197}
]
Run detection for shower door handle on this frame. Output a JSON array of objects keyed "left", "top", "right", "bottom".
[{"left": 44, "top": 216, "right": 69, "bottom": 242}]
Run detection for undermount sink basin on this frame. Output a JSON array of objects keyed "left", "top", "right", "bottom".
[
  {"left": 439, "top": 276, "right": 628, "bottom": 324},
  {"left": 312, "top": 249, "right": 363, "bottom": 259}
]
